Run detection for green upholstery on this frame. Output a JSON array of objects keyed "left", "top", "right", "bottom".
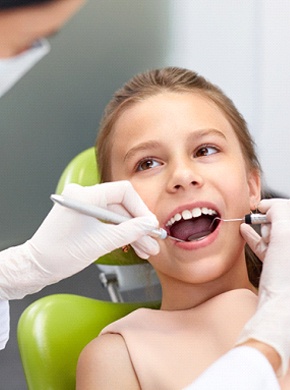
[
  {"left": 17, "top": 148, "right": 160, "bottom": 389},
  {"left": 18, "top": 294, "right": 159, "bottom": 389},
  {"left": 55, "top": 147, "right": 99, "bottom": 194}
]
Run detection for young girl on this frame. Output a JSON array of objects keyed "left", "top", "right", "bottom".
[{"left": 76, "top": 67, "right": 290, "bottom": 389}]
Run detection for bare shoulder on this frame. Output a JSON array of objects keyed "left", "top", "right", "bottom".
[
  {"left": 220, "top": 287, "right": 258, "bottom": 301},
  {"left": 196, "top": 288, "right": 258, "bottom": 348},
  {"left": 76, "top": 333, "right": 140, "bottom": 390},
  {"left": 210, "top": 288, "right": 258, "bottom": 311}
]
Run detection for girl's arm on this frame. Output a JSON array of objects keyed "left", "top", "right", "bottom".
[{"left": 76, "top": 333, "right": 140, "bottom": 390}]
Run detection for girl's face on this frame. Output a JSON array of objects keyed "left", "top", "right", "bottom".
[{"left": 110, "top": 92, "right": 260, "bottom": 291}]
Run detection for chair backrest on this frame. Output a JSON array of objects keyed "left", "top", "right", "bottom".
[
  {"left": 17, "top": 148, "right": 161, "bottom": 389},
  {"left": 18, "top": 294, "right": 159, "bottom": 389}
]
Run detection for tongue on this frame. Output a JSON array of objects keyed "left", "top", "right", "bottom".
[{"left": 170, "top": 216, "right": 213, "bottom": 241}]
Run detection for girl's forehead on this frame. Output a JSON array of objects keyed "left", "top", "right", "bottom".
[
  {"left": 112, "top": 91, "right": 234, "bottom": 139},
  {"left": 108, "top": 92, "right": 247, "bottom": 174}
]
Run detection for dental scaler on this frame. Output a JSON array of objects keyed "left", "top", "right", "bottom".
[
  {"left": 50, "top": 194, "right": 269, "bottom": 244},
  {"left": 220, "top": 213, "right": 268, "bottom": 225}
]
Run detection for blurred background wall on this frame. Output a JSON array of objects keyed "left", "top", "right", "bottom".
[
  {"left": 167, "top": 0, "right": 290, "bottom": 197},
  {"left": 1, "top": 0, "right": 289, "bottom": 388}
]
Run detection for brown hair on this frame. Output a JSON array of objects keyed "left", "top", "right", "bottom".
[{"left": 96, "top": 66, "right": 262, "bottom": 287}]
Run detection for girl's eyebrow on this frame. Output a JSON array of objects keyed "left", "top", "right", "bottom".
[
  {"left": 124, "top": 140, "right": 161, "bottom": 162},
  {"left": 188, "top": 128, "right": 227, "bottom": 142},
  {"left": 124, "top": 128, "right": 226, "bottom": 162}
]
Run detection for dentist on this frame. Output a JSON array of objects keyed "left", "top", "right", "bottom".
[{"left": 0, "top": 0, "right": 159, "bottom": 350}]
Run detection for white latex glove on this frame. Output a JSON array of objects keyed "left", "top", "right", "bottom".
[
  {"left": 0, "top": 181, "right": 160, "bottom": 300},
  {"left": 237, "top": 198, "right": 290, "bottom": 375},
  {"left": 183, "top": 346, "right": 279, "bottom": 390}
]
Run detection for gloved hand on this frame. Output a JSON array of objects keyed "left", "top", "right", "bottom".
[
  {"left": 237, "top": 198, "right": 290, "bottom": 375},
  {"left": 0, "top": 181, "right": 160, "bottom": 300}
]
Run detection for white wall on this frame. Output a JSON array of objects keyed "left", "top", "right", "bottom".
[
  {"left": 257, "top": 1, "right": 290, "bottom": 196},
  {"left": 167, "top": 0, "right": 290, "bottom": 196}
]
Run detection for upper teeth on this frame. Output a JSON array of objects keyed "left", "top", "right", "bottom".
[{"left": 166, "top": 207, "right": 217, "bottom": 227}]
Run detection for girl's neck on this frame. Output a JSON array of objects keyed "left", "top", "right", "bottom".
[{"left": 159, "top": 269, "right": 257, "bottom": 311}]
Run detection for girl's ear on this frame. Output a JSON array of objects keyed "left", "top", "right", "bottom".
[{"left": 247, "top": 169, "right": 261, "bottom": 210}]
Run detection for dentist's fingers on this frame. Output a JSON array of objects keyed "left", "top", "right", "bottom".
[
  {"left": 261, "top": 224, "right": 271, "bottom": 244},
  {"left": 258, "top": 199, "right": 290, "bottom": 222},
  {"left": 240, "top": 223, "right": 267, "bottom": 261},
  {"left": 131, "top": 236, "right": 160, "bottom": 259}
]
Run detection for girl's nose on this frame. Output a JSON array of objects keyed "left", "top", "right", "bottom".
[{"left": 166, "top": 159, "right": 204, "bottom": 193}]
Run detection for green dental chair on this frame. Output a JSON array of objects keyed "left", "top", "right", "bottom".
[{"left": 17, "top": 148, "right": 161, "bottom": 390}]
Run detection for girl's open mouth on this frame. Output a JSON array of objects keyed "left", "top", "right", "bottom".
[{"left": 165, "top": 207, "right": 221, "bottom": 242}]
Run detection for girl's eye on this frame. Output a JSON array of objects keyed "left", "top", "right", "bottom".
[
  {"left": 136, "top": 158, "right": 161, "bottom": 171},
  {"left": 194, "top": 145, "right": 219, "bottom": 158}
]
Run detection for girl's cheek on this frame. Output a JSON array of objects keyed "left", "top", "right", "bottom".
[
  {"left": 134, "top": 185, "right": 158, "bottom": 213},
  {"left": 130, "top": 181, "right": 151, "bottom": 203}
]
